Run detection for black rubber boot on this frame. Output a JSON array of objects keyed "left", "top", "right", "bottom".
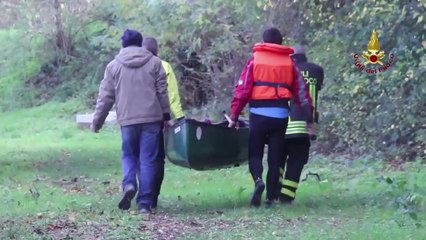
[
  {"left": 251, "top": 179, "right": 265, "bottom": 207},
  {"left": 118, "top": 184, "right": 136, "bottom": 210}
]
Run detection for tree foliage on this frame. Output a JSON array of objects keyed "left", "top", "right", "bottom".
[{"left": 0, "top": 0, "right": 425, "bottom": 161}]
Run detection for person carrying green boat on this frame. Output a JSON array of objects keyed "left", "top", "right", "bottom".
[
  {"left": 143, "top": 37, "right": 185, "bottom": 210},
  {"left": 277, "top": 45, "right": 324, "bottom": 204},
  {"left": 228, "top": 27, "right": 313, "bottom": 208}
]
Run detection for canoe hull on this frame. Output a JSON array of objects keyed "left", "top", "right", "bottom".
[{"left": 165, "top": 119, "right": 249, "bottom": 170}]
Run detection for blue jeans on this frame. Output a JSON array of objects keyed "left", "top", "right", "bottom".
[{"left": 120, "top": 122, "right": 162, "bottom": 208}]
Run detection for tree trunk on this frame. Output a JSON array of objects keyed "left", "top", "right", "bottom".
[{"left": 52, "top": 0, "right": 70, "bottom": 64}]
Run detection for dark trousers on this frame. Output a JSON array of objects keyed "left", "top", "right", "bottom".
[
  {"left": 120, "top": 122, "right": 162, "bottom": 208},
  {"left": 152, "top": 124, "right": 165, "bottom": 208},
  {"left": 278, "top": 137, "right": 310, "bottom": 200},
  {"left": 249, "top": 113, "right": 288, "bottom": 200}
]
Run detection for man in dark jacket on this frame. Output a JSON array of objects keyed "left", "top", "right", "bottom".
[
  {"left": 277, "top": 45, "right": 324, "bottom": 203},
  {"left": 91, "top": 29, "right": 171, "bottom": 214}
]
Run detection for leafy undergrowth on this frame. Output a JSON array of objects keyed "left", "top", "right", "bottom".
[{"left": 0, "top": 103, "right": 425, "bottom": 239}]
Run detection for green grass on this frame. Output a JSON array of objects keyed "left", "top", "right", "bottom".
[{"left": 0, "top": 102, "right": 425, "bottom": 240}]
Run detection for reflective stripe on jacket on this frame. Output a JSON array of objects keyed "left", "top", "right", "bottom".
[{"left": 285, "top": 54, "right": 324, "bottom": 139}]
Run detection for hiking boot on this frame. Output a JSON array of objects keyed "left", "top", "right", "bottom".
[
  {"left": 265, "top": 198, "right": 274, "bottom": 209},
  {"left": 250, "top": 179, "right": 265, "bottom": 207},
  {"left": 278, "top": 193, "right": 294, "bottom": 205},
  {"left": 138, "top": 205, "right": 152, "bottom": 214},
  {"left": 118, "top": 184, "right": 136, "bottom": 210},
  {"left": 151, "top": 195, "right": 158, "bottom": 210}
]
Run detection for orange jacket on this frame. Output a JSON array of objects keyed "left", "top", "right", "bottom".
[
  {"left": 251, "top": 43, "right": 294, "bottom": 100},
  {"left": 230, "top": 43, "right": 313, "bottom": 120}
]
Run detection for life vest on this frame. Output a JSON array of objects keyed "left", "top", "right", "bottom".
[{"left": 250, "top": 43, "right": 294, "bottom": 103}]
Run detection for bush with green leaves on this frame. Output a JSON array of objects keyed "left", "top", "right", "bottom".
[{"left": 0, "top": 0, "right": 424, "bottom": 162}]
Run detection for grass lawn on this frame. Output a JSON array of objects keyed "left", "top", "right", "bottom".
[{"left": 1, "top": 102, "right": 425, "bottom": 240}]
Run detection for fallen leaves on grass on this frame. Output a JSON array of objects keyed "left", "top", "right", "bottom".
[
  {"left": 207, "top": 210, "right": 224, "bottom": 215},
  {"left": 69, "top": 186, "right": 82, "bottom": 193},
  {"left": 140, "top": 213, "right": 247, "bottom": 240},
  {"left": 34, "top": 175, "right": 50, "bottom": 182},
  {"left": 19, "top": 213, "right": 243, "bottom": 240},
  {"left": 105, "top": 185, "right": 120, "bottom": 196},
  {"left": 41, "top": 218, "right": 107, "bottom": 240},
  {"left": 60, "top": 184, "right": 92, "bottom": 195},
  {"left": 50, "top": 176, "right": 120, "bottom": 196}
]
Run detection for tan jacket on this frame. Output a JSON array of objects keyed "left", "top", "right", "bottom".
[{"left": 92, "top": 47, "right": 170, "bottom": 129}]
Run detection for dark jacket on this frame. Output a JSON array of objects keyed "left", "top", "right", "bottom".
[{"left": 286, "top": 53, "right": 324, "bottom": 139}]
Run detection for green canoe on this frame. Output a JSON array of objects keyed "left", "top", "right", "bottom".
[{"left": 165, "top": 119, "right": 249, "bottom": 170}]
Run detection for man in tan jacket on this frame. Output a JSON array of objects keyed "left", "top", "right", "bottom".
[{"left": 91, "top": 29, "right": 170, "bottom": 214}]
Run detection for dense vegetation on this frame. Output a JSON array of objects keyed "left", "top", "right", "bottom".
[{"left": 1, "top": 0, "right": 425, "bottom": 162}]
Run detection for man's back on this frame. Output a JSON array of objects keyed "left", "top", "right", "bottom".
[
  {"left": 283, "top": 49, "right": 324, "bottom": 141},
  {"left": 92, "top": 29, "right": 171, "bottom": 214},
  {"left": 294, "top": 60, "right": 323, "bottom": 89},
  {"left": 93, "top": 46, "right": 169, "bottom": 128},
  {"left": 292, "top": 53, "right": 324, "bottom": 122}
]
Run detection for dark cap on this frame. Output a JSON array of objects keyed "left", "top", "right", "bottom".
[
  {"left": 121, "top": 29, "right": 143, "bottom": 48},
  {"left": 262, "top": 27, "right": 283, "bottom": 44},
  {"left": 142, "top": 37, "right": 158, "bottom": 56},
  {"left": 292, "top": 45, "right": 306, "bottom": 55}
]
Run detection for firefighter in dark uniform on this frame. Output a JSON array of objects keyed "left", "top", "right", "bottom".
[{"left": 277, "top": 45, "right": 324, "bottom": 203}]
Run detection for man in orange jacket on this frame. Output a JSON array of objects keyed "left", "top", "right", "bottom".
[{"left": 228, "top": 27, "right": 312, "bottom": 208}]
